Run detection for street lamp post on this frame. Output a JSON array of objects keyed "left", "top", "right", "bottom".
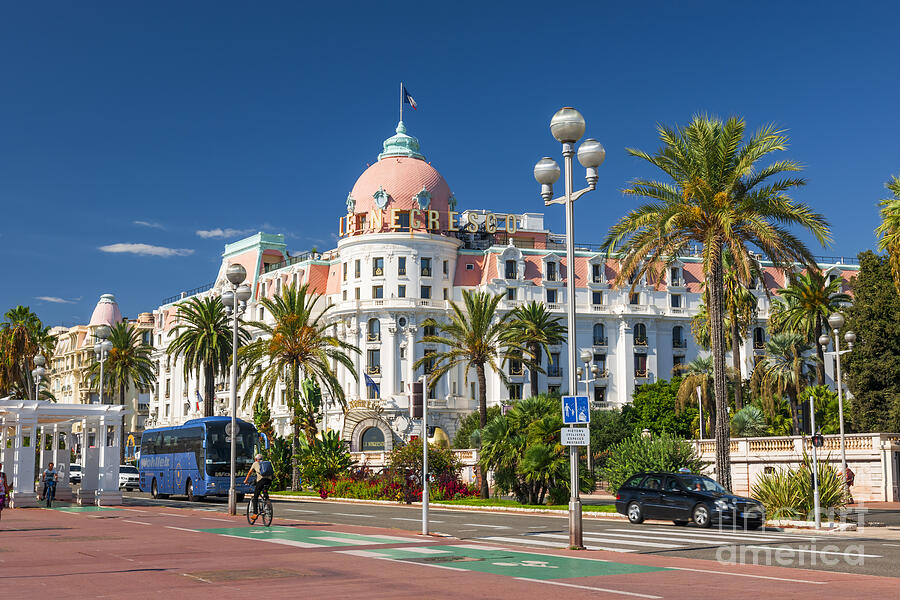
[
  {"left": 222, "top": 264, "right": 252, "bottom": 516},
  {"left": 32, "top": 354, "right": 46, "bottom": 401},
  {"left": 577, "top": 348, "right": 600, "bottom": 473},
  {"left": 534, "top": 107, "right": 605, "bottom": 550},
  {"left": 818, "top": 312, "right": 855, "bottom": 492},
  {"left": 94, "top": 326, "right": 112, "bottom": 404}
]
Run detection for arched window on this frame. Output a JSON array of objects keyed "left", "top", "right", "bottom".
[
  {"left": 593, "top": 323, "right": 606, "bottom": 346},
  {"left": 673, "top": 326, "right": 685, "bottom": 348},
  {"left": 423, "top": 323, "right": 436, "bottom": 338},
  {"left": 367, "top": 318, "right": 381, "bottom": 342},
  {"left": 634, "top": 323, "right": 647, "bottom": 346},
  {"left": 753, "top": 327, "right": 766, "bottom": 349},
  {"left": 361, "top": 427, "right": 385, "bottom": 451}
]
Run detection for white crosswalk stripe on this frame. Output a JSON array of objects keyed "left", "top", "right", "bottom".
[{"left": 477, "top": 525, "right": 810, "bottom": 554}]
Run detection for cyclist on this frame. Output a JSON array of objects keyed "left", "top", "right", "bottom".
[
  {"left": 41, "top": 462, "right": 59, "bottom": 507},
  {"left": 243, "top": 453, "right": 273, "bottom": 516}
]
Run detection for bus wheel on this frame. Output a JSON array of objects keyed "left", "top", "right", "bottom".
[
  {"left": 151, "top": 479, "right": 159, "bottom": 499},
  {"left": 186, "top": 480, "right": 194, "bottom": 502}
]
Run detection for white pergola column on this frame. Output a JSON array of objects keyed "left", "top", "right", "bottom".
[
  {"left": 10, "top": 411, "right": 38, "bottom": 508},
  {"left": 0, "top": 423, "right": 11, "bottom": 476},
  {"left": 39, "top": 425, "right": 53, "bottom": 474},
  {"left": 96, "top": 412, "right": 123, "bottom": 505},
  {"left": 54, "top": 423, "right": 74, "bottom": 501},
  {"left": 77, "top": 417, "right": 99, "bottom": 505}
]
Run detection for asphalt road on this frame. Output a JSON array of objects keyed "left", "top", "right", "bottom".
[{"left": 122, "top": 492, "right": 900, "bottom": 578}]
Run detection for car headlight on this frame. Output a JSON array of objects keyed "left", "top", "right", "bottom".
[{"left": 714, "top": 499, "right": 731, "bottom": 510}]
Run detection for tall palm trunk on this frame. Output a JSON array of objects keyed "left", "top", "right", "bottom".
[
  {"left": 793, "top": 349, "right": 805, "bottom": 434},
  {"left": 204, "top": 363, "right": 215, "bottom": 417},
  {"left": 476, "top": 361, "right": 489, "bottom": 499},
  {"left": 814, "top": 315, "right": 826, "bottom": 386},
  {"left": 787, "top": 388, "right": 801, "bottom": 435},
  {"left": 291, "top": 361, "right": 301, "bottom": 491},
  {"left": 730, "top": 317, "right": 743, "bottom": 410},
  {"left": 529, "top": 342, "right": 541, "bottom": 398},
  {"left": 708, "top": 250, "right": 733, "bottom": 491}
]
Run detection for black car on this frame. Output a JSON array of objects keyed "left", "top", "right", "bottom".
[{"left": 615, "top": 471, "right": 766, "bottom": 529}]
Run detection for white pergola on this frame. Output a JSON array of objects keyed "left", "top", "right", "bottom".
[{"left": 0, "top": 398, "right": 126, "bottom": 507}]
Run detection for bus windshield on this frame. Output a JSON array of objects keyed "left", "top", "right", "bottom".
[{"left": 204, "top": 421, "right": 257, "bottom": 478}]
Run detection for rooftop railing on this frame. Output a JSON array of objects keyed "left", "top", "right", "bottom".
[{"left": 161, "top": 282, "right": 214, "bottom": 306}]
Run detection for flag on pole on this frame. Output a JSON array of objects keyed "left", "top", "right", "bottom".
[
  {"left": 364, "top": 372, "right": 380, "bottom": 395},
  {"left": 402, "top": 84, "right": 417, "bottom": 110},
  {"left": 195, "top": 390, "right": 202, "bottom": 412}
]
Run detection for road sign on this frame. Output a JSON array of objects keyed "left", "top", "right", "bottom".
[
  {"left": 561, "top": 427, "right": 588, "bottom": 446},
  {"left": 225, "top": 435, "right": 232, "bottom": 443},
  {"left": 225, "top": 422, "right": 234, "bottom": 436},
  {"left": 561, "top": 395, "right": 590, "bottom": 424}
]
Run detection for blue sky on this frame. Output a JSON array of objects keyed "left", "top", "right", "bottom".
[{"left": 2, "top": 1, "right": 898, "bottom": 326}]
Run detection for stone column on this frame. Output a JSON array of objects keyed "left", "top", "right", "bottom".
[
  {"left": 616, "top": 320, "right": 630, "bottom": 405},
  {"left": 54, "top": 423, "right": 74, "bottom": 501},
  {"left": 77, "top": 417, "right": 99, "bottom": 505},
  {"left": 10, "top": 411, "right": 38, "bottom": 507},
  {"left": 96, "top": 413, "right": 123, "bottom": 506},
  {"left": 384, "top": 321, "right": 397, "bottom": 399}
]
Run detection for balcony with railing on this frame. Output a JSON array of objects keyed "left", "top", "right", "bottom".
[
  {"left": 634, "top": 369, "right": 649, "bottom": 378},
  {"left": 161, "top": 282, "right": 215, "bottom": 306},
  {"left": 673, "top": 338, "right": 687, "bottom": 349},
  {"left": 592, "top": 337, "right": 608, "bottom": 347},
  {"left": 634, "top": 337, "right": 648, "bottom": 347},
  {"left": 366, "top": 333, "right": 381, "bottom": 342},
  {"left": 366, "top": 365, "right": 381, "bottom": 375},
  {"left": 547, "top": 366, "right": 562, "bottom": 378}
]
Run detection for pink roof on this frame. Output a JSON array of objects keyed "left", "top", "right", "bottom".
[
  {"left": 325, "top": 263, "right": 341, "bottom": 295},
  {"left": 88, "top": 294, "right": 122, "bottom": 326},
  {"left": 306, "top": 264, "right": 330, "bottom": 295},
  {"left": 349, "top": 157, "right": 451, "bottom": 226}
]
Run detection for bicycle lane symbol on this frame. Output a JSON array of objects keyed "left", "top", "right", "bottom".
[{"left": 490, "top": 560, "right": 558, "bottom": 569}]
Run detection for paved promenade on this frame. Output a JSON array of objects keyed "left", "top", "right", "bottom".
[{"left": 3, "top": 503, "right": 899, "bottom": 599}]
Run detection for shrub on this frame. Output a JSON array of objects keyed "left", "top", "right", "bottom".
[
  {"left": 600, "top": 433, "right": 705, "bottom": 494},
  {"left": 751, "top": 454, "right": 848, "bottom": 520},
  {"left": 730, "top": 405, "right": 769, "bottom": 437},
  {"left": 263, "top": 434, "right": 294, "bottom": 491},
  {"left": 630, "top": 378, "right": 697, "bottom": 438},
  {"left": 298, "top": 430, "right": 353, "bottom": 489},
  {"left": 453, "top": 406, "right": 502, "bottom": 448}
]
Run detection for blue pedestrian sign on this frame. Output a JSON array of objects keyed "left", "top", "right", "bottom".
[{"left": 561, "top": 395, "right": 590, "bottom": 424}]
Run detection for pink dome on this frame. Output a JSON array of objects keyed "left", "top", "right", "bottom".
[
  {"left": 89, "top": 293, "right": 122, "bottom": 327},
  {"left": 350, "top": 157, "right": 451, "bottom": 216}
]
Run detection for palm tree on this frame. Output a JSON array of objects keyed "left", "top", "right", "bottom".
[
  {"left": 750, "top": 332, "right": 817, "bottom": 435},
  {"left": 601, "top": 115, "right": 830, "bottom": 490},
  {"left": 167, "top": 296, "right": 248, "bottom": 418},
  {"left": 239, "top": 283, "right": 358, "bottom": 490},
  {"left": 0, "top": 306, "right": 55, "bottom": 399},
  {"left": 674, "top": 356, "right": 716, "bottom": 437},
  {"left": 875, "top": 175, "right": 900, "bottom": 294},
  {"left": 769, "top": 270, "right": 850, "bottom": 385},
  {"left": 87, "top": 321, "right": 156, "bottom": 460},
  {"left": 692, "top": 250, "right": 761, "bottom": 410},
  {"left": 731, "top": 405, "right": 769, "bottom": 437},
  {"left": 507, "top": 301, "right": 567, "bottom": 397},
  {"left": 416, "top": 289, "right": 524, "bottom": 498}
]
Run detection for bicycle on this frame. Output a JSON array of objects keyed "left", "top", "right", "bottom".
[
  {"left": 246, "top": 485, "right": 273, "bottom": 527},
  {"left": 44, "top": 482, "right": 57, "bottom": 508}
]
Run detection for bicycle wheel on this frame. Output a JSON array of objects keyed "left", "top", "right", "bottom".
[
  {"left": 246, "top": 500, "right": 258, "bottom": 525},
  {"left": 261, "top": 499, "right": 273, "bottom": 527}
]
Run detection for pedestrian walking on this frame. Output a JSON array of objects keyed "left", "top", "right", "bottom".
[
  {"left": 41, "top": 462, "right": 58, "bottom": 508},
  {"left": 0, "top": 464, "right": 8, "bottom": 519}
]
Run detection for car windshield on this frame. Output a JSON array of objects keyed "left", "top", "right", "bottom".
[
  {"left": 120, "top": 466, "right": 139, "bottom": 474},
  {"left": 677, "top": 475, "right": 727, "bottom": 493},
  {"left": 70, "top": 465, "right": 81, "bottom": 471}
]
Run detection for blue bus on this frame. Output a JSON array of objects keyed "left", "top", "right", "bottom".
[{"left": 139, "top": 417, "right": 260, "bottom": 501}]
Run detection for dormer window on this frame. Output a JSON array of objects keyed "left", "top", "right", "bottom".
[
  {"left": 669, "top": 267, "right": 682, "bottom": 286},
  {"left": 546, "top": 261, "right": 558, "bottom": 282},
  {"left": 505, "top": 260, "right": 517, "bottom": 279},
  {"left": 592, "top": 264, "right": 604, "bottom": 284}
]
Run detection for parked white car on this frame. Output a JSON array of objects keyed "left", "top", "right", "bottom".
[
  {"left": 69, "top": 464, "right": 82, "bottom": 485},
  {"left": 119, "top": 465, "right": 140, "bottom": 491}
]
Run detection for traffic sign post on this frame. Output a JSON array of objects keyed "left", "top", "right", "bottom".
[
  {"left": 560, "top": 427, "right": 588, "bottom": 446},
  {"left": 561, "top": 396, "right": 590, "bottom": 424}
]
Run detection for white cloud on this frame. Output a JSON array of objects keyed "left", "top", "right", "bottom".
[
  {"left": 98, "top": 243, "right": 194, "bottom": 257},
  {"left": 195, "top": 228, "right": 254, "bottom": 239},
  {"left": 133, "top": 220, "right": 165, "bottom": 229},
  {"left": 35, "top": 296, "right": 77, "bottom": 304}
]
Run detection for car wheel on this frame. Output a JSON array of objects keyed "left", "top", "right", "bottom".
[
  {"left": 186, "top": 480, "right": 194, "bottom": 502},
  {"left": 151, "top": 479, "right": 159, "bottom": 499},
  {"left": 673, "top": 520, "right": 688, "bottom": 526},
  {"left": 693, "top": 504, "right": 712, "bottom": 528},
  {"left": 627, "top": 501, "right": 644, "bottom": 524}
]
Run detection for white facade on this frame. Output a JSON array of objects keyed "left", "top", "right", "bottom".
[{"left": 146, "top": 122, "right": 859, "bottom": 451}]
